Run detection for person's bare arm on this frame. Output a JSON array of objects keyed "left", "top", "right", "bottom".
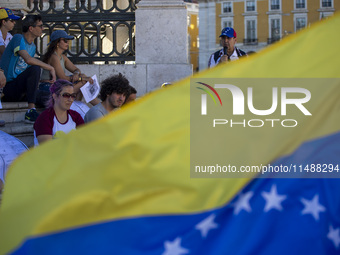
[
  {"left": 18, "top": 50, "right": 56, "bottom": 81},
  {"left": 49, "top": 54, "right": 75, "bottom": 82},
  {"left": 64, "top": 54, "right": 78, "bottom": 72},
  {"left": 64, "top": 55, "right": 93, "bottom": 84},
  {"left": 64, "top": 55, "right": 81, "bottom": 82},
  {"left": 0, "top": 45, "right": 5, "bottom": 59},
  {"left": 0, "top": 69, "right": 6, "bottom": 88},
  {"left": 37, "top": 134, "right": 53, "bottom": 145}
]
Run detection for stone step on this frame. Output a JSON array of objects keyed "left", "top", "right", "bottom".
[
  {"left": 0, "top": 121, "right": 33, "bottom": 135},
  {"left": 0, "top": 121, "right": 34, "bottom": 148},
  {"left": 0, "top": 102, "right": 29, "bottom": 123},
  {"left": 0, "top": 102, "right": 35, "bottom": 148},
  {"left": 1, "top": 102, "right": 29, "bottom": 109},
  {"left": 13, "top": 133, "right": 34, "bottom": 148},
  {"left": 0, "top": 108, "right": 28, "bottom": 123}
]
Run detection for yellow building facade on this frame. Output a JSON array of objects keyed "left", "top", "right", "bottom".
[
  {"left": 186, "top": 2, "right": 199, "bottom": 72},
  {"left": 199, "top": 0, "right": 338, "bottom": 70}
]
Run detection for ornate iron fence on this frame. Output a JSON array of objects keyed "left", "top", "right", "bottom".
[
  {"left": 27, "top": 0, "right": 137, "bottom": 64},
  {"left": 267, "top": 37, "right": 280, "bottom": 44}
]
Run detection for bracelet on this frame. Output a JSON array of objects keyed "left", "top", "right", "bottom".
[{"left": 73, "top": 70, "right": 80, "bottom": 74}]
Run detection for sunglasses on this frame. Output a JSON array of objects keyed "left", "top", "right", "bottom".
[
  {"left": 60, "top": 93, "right": 77, "bottom": 99},
  {"left": 61, "top": 39, "right": 69, "bottom": 43}
]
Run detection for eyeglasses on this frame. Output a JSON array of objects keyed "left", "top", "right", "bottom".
[
  {"left": 60, "top": 93, "right": 77, "bottom": 100},
  {"left": 61, "top": 39, "right": 69, "bottom": 43},
  {"left": 8, "top": 19, "right": 15, "bottom": 23}
]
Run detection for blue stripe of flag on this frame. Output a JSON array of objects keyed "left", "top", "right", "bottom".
[{"left": 11, "top": 132, "right": 340, "bottom": 255}]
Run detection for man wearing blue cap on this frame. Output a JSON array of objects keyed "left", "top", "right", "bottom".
[
  {"left": 0, "top": 14, "right": 56, "bottom": 123},
  {"left": 208, "top": 27, "right": 247, "bottom": 68}
]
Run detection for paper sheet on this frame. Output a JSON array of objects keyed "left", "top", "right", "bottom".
[{"left": 80, "top": 75, "right": 100, "bottom": 103}]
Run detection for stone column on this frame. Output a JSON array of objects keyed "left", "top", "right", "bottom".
[
  {"left": 136, "top": 0, "right": 193, "bottom": 91},
  {"left": 198, "top": 0, "right": 217, "bottom": 71}
]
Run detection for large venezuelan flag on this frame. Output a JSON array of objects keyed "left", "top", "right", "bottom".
[{"left": 0, "top": 13, "right": 340, "bottom": 255}]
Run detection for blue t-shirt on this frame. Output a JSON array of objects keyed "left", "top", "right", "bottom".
[{"left": 0, "top": 34, "right": 36, "bottom": 82}]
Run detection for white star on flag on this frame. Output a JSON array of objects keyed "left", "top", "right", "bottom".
[
  {"left": 232, "top": 191, "right": 253, "bottom": 215},
  {"left": 327, "top": 225, "right": 340, "bottom": 250},
  {"left": 162, "top": 237, "right": 189, "bottom": 255},
  {"left": 261, "top": 184, "right": 287, "bottom": 212},
  {"left": 300, "top": 194, "right": 326, "bottom": 221},
  {"left": 195, "top": 214, "right": 219, "bottom": 238}
]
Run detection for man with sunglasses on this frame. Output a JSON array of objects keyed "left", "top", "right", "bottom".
[{"left": 0, "top": 14, "right": 56, "bottom": 123}]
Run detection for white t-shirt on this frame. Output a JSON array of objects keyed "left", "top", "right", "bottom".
[
  {"left": 0, "top": 30, "right": 13, "bottom": 47},
  {"left": 33, "top": 108, "right": 84, "bottom": 146}
]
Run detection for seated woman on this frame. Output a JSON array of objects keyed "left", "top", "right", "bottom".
[
  {"left": 33, "top": 79, "right": 84, "bottom": 145},
  {"left": 37, "top": 30, "right": 100, "bottom": 107}
]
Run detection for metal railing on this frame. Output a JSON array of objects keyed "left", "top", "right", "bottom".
[
  {"left": 267, "top": 37, "right": 280, "bottom": 44},
  {"left": 27, "top": 0, "right": 137, "bottom": 64},
  {"left": 296, "top": 3, "right": 305, "bottom": 8},
  {"left": 243, "top": 38, "right": 258, "bottom": 45},
  {"left": 270, "top": 4, "right": 280, "bottom": 10},
  {"left": 321, "top": 0, "right": 332, "bottom": 7}
]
